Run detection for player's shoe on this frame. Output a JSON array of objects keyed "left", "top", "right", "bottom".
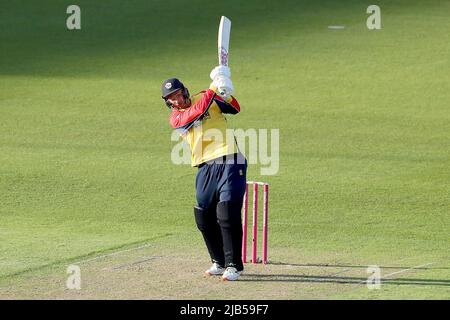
[
  {"left": 221, "top": 267, "right": 241, "bottom": 281},
  {"left": 205, "top": 262, "right": 226, "bottom": 276}
]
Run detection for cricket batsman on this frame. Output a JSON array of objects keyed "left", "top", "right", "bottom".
[{"left": 162, "top": 66, "right": 246, "bottom": 281}]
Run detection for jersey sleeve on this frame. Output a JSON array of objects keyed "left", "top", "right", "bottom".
[
  {"left": 213, "top": 95, "right": 240, "bottom": 114},
  {"left": 169, "top": 89, "right": 216, "bottom": 130}
]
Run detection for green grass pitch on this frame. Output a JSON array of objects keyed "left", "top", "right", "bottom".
[{"left": 0, "top": 0, "right": 449, "bottom": 299}]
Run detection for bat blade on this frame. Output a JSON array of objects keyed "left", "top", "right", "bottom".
[{"left": 218, "top": 16, "right": 231, "bottom": 66}]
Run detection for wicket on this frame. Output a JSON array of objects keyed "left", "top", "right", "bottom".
[{"left": 242, "top": 181, "right": 269, "bottom": 264}]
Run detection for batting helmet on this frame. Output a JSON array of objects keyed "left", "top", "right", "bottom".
[{"left": 161, "top": 78, "right": 190, "bottom": 109}]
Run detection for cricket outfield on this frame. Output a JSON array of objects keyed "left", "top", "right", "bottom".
[{"left": 0, "top": 0, "right": 449, "bottom": 299}]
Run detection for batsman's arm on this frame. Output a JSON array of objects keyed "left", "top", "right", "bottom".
[
  {"left": 169, "top": 89, "right": 216, "bottom": 129},
  {"left": 213, "top": 94, "right": 240, "bottom": 114}
]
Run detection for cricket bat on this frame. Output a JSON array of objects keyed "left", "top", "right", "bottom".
[{"left": 218, "top": 16, "right": 231, "bottom": 67}]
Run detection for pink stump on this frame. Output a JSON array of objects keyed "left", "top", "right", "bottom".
[
  {"left": 252, "top": 184, "right": 258, "bottom": 263},
  {"left": 241, "top": 184, "right": 248, "bottom": 263},
  {"left": 262, "top": 184, "right": 269, "bottom": 264}
]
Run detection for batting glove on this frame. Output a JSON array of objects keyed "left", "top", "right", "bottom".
[
  {"left": 213, "top": 75, "right": 234, "bottom": 100},
  {"left": 210, "top": 66, "right": 231, "bottom": 81}
]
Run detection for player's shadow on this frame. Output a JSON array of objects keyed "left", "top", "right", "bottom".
[
  {"left": 240, "top": 262, "right": 450, "bottom": 286},
  {"left": 240, "top": 274, "right": 450, "bottom": 287},
  {"left": 269, "top": 262, "right": 450, "bottom": 270}
]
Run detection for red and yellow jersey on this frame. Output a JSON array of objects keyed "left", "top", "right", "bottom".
[{"left": 169, "top": 89, "right": 241, "bottom": 167}]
